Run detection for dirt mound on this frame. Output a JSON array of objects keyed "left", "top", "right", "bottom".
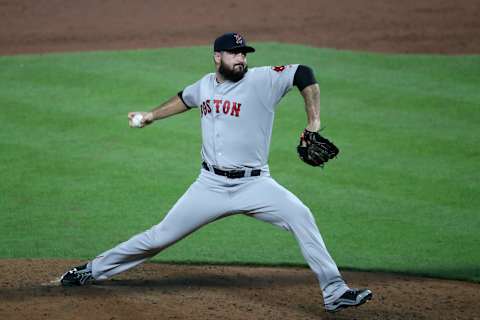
[{"left": 1, "top": 260, "right": 479, "bottom": 320}]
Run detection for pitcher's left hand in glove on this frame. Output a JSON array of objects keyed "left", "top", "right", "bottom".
[{"left": 297, "top": 129, "right": 339, "bottom": 167}]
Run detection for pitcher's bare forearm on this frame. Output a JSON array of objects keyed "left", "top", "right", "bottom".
[
  {"left": 301, "top": 83, "right": 321, "bottom": 132},
  {"left": 149, "top": 95, "right": 189, "bottom": 121},
  {"left": 128, "top": 95, "right": 189, "bottom": 128}
]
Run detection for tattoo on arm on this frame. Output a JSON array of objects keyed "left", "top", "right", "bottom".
[{"left": 301, "top": 83, "right": 321, "bottom": 132}]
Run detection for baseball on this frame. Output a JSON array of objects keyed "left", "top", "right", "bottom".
[{"left": 131, "top": 113, "right": 143, "bottom": 127}]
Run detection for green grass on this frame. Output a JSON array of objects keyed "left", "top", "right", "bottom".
[{"left": 1, "top": 44, "right": 479, "bottom": 282}]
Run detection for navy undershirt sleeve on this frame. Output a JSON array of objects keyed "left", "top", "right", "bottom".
[
  {"left": 177, "top": 90, "right": 191, "bottom": 109},
  {"left": 293, "top": 65, "right": 317, "bottom": 91}
]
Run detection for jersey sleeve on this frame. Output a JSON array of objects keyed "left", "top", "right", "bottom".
[
  {"left": 259, "top": 64, "right": 299, "bottom": 107},
  {"left": 180, "top": 79, "right": 202, "bottom": 108}
]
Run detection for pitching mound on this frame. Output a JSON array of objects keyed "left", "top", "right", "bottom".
[{"left": 0, "top": 260, "right": 479, "bottom": 320}]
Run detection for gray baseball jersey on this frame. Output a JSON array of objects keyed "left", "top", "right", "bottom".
[
  {"left": 90, "top": 65, "right": 350, "bottom": 305},
  {"left": 182, "top": 64, "right": 299, "bottom": 169}
]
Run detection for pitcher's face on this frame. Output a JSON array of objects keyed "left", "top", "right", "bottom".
[{"left": 215, "top": 51, "right": 248, "bottom": 82}]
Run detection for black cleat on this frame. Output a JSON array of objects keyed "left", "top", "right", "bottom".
[
  {"left": 60, "top": 263, "right": 93, "bottom": 286},
  {"left": 325, "top": 288, "right": 373, "bottom": 312}
]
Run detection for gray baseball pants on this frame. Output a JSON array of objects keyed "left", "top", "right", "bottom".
[{"left": 91, "top": 169, "right": 348, "bottom": 304}]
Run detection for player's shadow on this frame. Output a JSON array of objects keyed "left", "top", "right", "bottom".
[
  {"left": 94, "top": 270, "right": 315, "bottom": 289},
  {"left": 95, "top": 273, "right": 327, "bottom": 316}
]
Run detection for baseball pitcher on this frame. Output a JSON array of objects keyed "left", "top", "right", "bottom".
[{"left": 60, "top": 32, "right": 372, "bottom": 313}]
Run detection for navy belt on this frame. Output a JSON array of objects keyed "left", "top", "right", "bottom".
[{"left": 202, "top": 162, "right": 261, "bottom": 179}]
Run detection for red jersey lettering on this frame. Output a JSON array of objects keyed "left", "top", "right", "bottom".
[
  {"left": 222, "top": 100, "right": 231, "bottom": 114},
  {"left": 230, "top": 102, "right": 241, "bottom": 117},
  {"left": 213, "top": 99, "right": 222, "bottom": 113}
]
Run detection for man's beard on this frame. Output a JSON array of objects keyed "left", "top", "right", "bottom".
[{"left": 219, "top": 61, "right": 248, "bottom": 82}]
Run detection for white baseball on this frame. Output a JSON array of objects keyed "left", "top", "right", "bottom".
[{"left": 131, "top": 113, "right": 143, "bottom": 127}]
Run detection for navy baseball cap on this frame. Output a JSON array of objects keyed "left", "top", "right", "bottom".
[{"left": 213, "top": 32, "right": 255, "bottom": 53}]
